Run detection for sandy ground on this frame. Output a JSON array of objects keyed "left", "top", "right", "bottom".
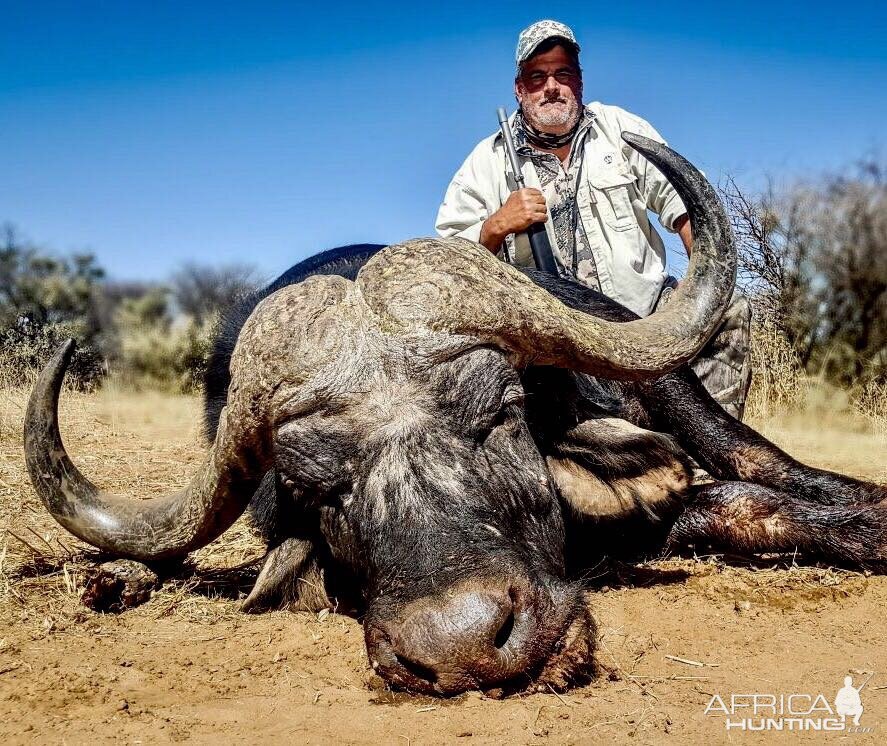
[{"left": 1, "top": 385, "right": 886, "bottom": 744}]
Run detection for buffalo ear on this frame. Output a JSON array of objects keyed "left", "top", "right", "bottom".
[
  {"left": 242, "top": 537, "right": 332, "bottom": 613},
  {"left": 546, "top": 418, "right": 693, "bottom": 520}
]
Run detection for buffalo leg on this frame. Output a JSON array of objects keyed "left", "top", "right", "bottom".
[
  {"left": 639, "top": 370, "right": 887, "bottom": 507},
  {"left": 666, "top": 482, "right": 887, "bottom": 568}
]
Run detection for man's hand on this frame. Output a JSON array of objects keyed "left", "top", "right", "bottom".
[{"left": 479, "top": 188, "right": 548, "bottom": 252}]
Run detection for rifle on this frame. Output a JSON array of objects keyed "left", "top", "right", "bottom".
[
  {"left": 857, "top": 672, "right": 875, "bottom": 692},
  {"left": 496, "top": 107, "right": 559, "bottom": 274}
]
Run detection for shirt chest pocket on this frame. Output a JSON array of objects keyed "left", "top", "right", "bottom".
[{"left": 587, "top": 167, "right": 638, "bottom": 232}]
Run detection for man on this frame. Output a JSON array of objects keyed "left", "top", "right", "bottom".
[{"left": 436, "top": 20, "right": 751, "bottom": 419}]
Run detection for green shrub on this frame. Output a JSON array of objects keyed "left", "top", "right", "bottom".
[{"left": 0, "top": 318, "right": 104, "bottom": 389}]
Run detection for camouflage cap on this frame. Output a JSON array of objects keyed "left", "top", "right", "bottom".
[{"left": 515, "top": 20, "right": 580, "bottom": 67}]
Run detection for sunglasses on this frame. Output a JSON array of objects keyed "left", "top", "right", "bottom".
[{"left": 519, "top": 68, "right": 581, "bottom": 90}]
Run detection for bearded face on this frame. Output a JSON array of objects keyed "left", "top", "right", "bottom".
[{"left": 515, "top": 44, "right": 583, "bottom": 135}]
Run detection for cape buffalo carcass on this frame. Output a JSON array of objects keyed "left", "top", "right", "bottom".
[{"left": 25, "top": 134, "right": 887, "bottom": 696}]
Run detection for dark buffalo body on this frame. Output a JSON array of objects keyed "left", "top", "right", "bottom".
[{"left": 198, "top": 244, "right": 887, "bottom": 692}]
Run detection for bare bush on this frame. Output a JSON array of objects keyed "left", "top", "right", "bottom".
[
  {"left": 720, "top": 177, "right": 819, "bottom": 348},
  {"left": 811, "top": 163, "right": 887, "bottom": 384},
  {"left": 720, "top": 157, "right": 887, "bottom": 408},
  {"left": 170, "top": 262, "right": 258, "bottom": 325}
]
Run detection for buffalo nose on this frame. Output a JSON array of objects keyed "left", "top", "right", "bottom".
[{"left": 371, "top": 587, "right": 540, "bottom": 693}]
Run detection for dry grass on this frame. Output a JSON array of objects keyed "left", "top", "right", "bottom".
[
  {"left": 743, "top": 314, "right": 886, "bottom": 464},
  {"left": 747, "top": 394, "right": 887, "bottom": 485},
  {"left": 744, "top": 316, "right": 808, "bottom": 420},
  {"left": 853, "top": 379, "right": 887, "bottom": 438},
  {"left": 0, "top": 378, "right": 266, "bottom": 639}
]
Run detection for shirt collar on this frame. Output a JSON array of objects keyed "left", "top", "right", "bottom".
[{"left": 513, "top": 108, "right": 597, "bottom": 157}]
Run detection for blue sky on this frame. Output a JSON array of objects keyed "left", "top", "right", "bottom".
[{"left": 1, "top": 1, "right": 885, "bottom": 282}]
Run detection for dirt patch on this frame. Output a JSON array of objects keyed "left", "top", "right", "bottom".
[{"left": 2, "top": 387, "right": 886, "bottom": 743}]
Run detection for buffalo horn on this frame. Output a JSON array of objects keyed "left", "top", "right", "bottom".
[
  {"left": 23, "top": 340, "right": 270, "bottom": 560},
  {"left": 357, "top": 133, "right": 736, "bottom": 380}
]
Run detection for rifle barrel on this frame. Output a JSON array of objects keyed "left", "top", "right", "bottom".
[{"left": 497, "top": 107, "right": 525, "bottom": 187}]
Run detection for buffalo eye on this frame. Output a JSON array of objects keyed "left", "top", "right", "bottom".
[{"left": 483, "top": 393, "right": 526, "bottom": 440}]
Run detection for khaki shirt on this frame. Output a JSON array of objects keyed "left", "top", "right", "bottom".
[{"left": 435, "top": 102, "right": 688, "bottom": 317}]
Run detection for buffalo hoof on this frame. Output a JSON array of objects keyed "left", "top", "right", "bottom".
[{"left": 81, "top": 559, "right": 161, "bottom": 612}]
